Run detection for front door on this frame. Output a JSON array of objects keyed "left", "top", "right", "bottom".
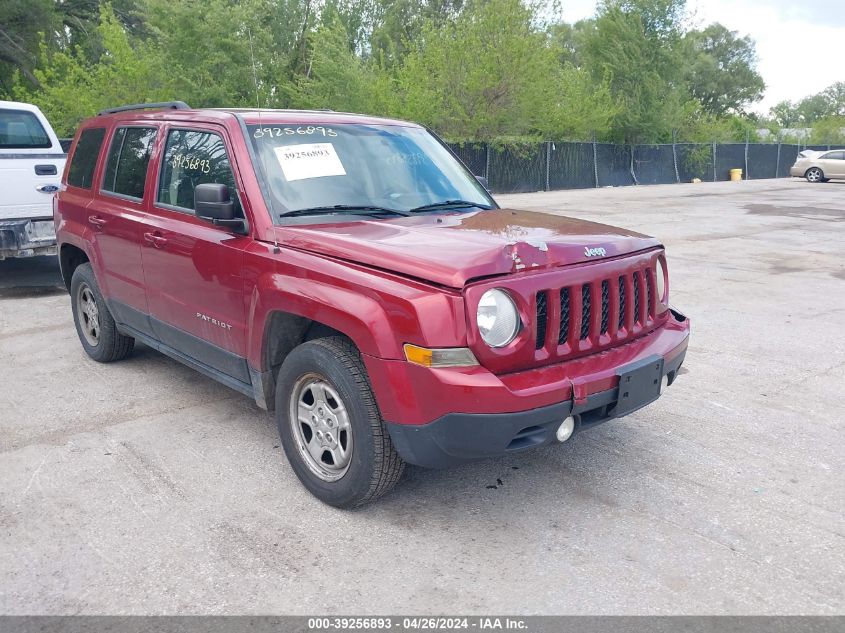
[
  {"left": 139, "top": 125, "right": 251, "bottom": 384},
  {"left": 819, "top": 151, "right": 845, "bottom": 178}
]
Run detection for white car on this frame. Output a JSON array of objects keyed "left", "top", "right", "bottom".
[
  {"left": 790, "top": 148, "right": 845, "bottom": 183},
  {"left": 0, "top": 100, "right": 66, "bottom": 259}
]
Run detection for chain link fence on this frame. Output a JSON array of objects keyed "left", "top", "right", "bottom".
[{"left": 446, "top": 140, "right": 845, "bottom": 194}]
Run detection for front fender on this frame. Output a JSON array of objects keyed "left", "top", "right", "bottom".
[{"left": 244, "top": 243, "right": 467, "bottom": 370}]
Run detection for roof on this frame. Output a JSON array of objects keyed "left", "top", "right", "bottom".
[{"left": 0, "top": 100, "right": 42, "bottom": 113}]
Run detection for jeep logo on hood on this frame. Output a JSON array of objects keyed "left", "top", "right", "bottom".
[{"left": 584, "top": 246, "right": 607, "bottom": 258}]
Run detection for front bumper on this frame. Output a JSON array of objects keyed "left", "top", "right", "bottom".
[
  {"left": 385, "top": 342, "right": 686, "bottom": 468},
  {"left": 0, "top": 218, "right": 57, "bottom": 260},
  {"left": 367, "top": 307, "right": 690, "bottom": 468}
]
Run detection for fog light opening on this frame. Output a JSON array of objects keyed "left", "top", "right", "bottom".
[{"left": 556, "top": 416, "right": 575, "bottom": 443}]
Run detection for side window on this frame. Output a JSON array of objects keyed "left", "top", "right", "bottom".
[
  {"left": 67, "top": 128, "right": 106, "bottom": 189},
  {"left": 827, "top": 151, "right": 845, "bottom": 160},
  {"left": 157, "top": 129, "right": 241, "bottom": 215},
  {"left": 102, "top": 126, "right": 157, "bottom": 199}
]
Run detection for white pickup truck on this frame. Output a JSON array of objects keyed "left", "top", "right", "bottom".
[{"left": 0, "top": 100, "right": 66, "bottom": 260}]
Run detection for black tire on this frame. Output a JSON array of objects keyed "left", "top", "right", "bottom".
[
  {"left": 275, "top": 336, "right": 405, "bottom": 508},
  {"left": 70, "top": 263, "right": 135, "bottom": 362},
  {"left": 805, "top": 167, "right": 824, "bottom": 183}
]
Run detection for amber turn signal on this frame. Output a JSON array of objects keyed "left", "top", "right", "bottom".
[{"left": 403, "top": 344, "right": 479, "bottom": 368}]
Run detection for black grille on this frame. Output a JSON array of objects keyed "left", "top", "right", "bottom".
[
  {"left": 618, "top": 276, "right": 626, "bottom": 329},
  {"left": 580, "top": 284, "right": 591, "bottom": 340},
  {"left": 529, "top": 262, "right": 656, "bottom": 356},
  {"left": 558, "top": 287, "right": 570, "bottom": 345},
  {"left": 535, "top": 291, "right": 547, "bottom": 349},
  {"left": 633, "top": 271, "right": 641, "bottom": 324},
  {"left": 600, "top": 280, "right": 610, "bottom": 334}
]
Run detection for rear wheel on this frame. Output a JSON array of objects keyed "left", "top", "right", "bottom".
[
  {"left": 70, "top": 263, "right": 134, "bottom": 362},
  {"left": 275, "top": 336, "right": 405, "bottom": 508},
  {"left": 805, "top": 167, "right": 824, "bottom": 183}
]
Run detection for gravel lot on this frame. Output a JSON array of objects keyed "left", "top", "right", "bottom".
[{"left": 1, "top": 179, "right": 843, "bottom": 615}]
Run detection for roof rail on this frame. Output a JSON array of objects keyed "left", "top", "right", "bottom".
[{"left": 97, "top": 101, "right": 190, "bottom": 116}]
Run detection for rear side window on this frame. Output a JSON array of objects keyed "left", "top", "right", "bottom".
[
  {"left": 157, "top": 129, "right": 240, "bottom": 214},
  {"left": 824, "top": 151, "right": 845, "bottom": 160},
  {"left": 0, "top": 109, "right": 51, "bottom": 149},
  {"left": 67, "top": 128, "right": 106, "bottom": 189},
  {"left": 102, "top": 126, "right": 157, "bottom": 199}
]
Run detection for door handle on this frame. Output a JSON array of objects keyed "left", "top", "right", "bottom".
[
  {"left": 143, "top": 232, "right": 168, "bottom": 247},
  {"left": 88, "top": 215, "right": 107, "bottom": 228}
]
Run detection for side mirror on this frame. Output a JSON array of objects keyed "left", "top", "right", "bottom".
[
  {"left": 194, "top": 183, "right": 247, "bottom": 232},
  {"left": 195, "top": 183, "right": 234, "bottom": 220},
  {"left": 476, "top": 175, "right": 491, "bottom": 192}
]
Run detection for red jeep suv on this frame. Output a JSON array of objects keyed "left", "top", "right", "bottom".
[{"left": 55, "top": 102, "right": 690, "bottom": 507}]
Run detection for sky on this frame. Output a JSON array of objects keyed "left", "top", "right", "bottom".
[{"left": 558, "top": 0, "right": 845, "bottom": 115}]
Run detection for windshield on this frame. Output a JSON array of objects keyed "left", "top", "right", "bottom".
[{"left": 246, "top": 123, "right": 492, "bottom": 221}]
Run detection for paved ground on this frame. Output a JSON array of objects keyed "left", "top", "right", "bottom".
[{"left": 1, "top": 179, "right": 843, "bottom": 615}]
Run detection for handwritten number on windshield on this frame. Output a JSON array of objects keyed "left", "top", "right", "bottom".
[{"left": 253, "top": 126, "right": 338, "bottom": 139}]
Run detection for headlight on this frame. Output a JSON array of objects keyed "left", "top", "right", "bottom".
[
  {"left": 477, "top": 289, "right": 520, "bottom": 347},
  {"left": 656, "top": 258, "right": 667, "bottom": 304}
]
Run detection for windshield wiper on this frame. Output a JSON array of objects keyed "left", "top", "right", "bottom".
[
  {"left": 409, "top": 200, "right": 492, "bottom": 213},
  {"left": 280, "top": 204, "right": 411, "bottom": 218}
]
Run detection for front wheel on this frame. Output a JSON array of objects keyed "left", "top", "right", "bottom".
[
  {"left": 806, "top": 167, "right": 824, "bottom": 183},
  {"left": 275, "top": 337, "right": 405, "bottom": 508}
]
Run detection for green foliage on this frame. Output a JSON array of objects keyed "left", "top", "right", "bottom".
[
  {"left": 683, "top": 107, "right": 760, "bottom": 143},
  {"left": 681, "top": 143, "right": 712, "bottom": 180},
  {"left": 0, "top": 0, "right": 56, "bottom": 90},
  {"left": 767, "top": 81, "right": 845, "bottom": 127},
  {"left": 12, "top": 5, "right": 176, "bottom": 136},
  {"left": 286, "top": 13, "right": 392, "bottom": 114},
  {"left": 809, "top": 117, "right": 845, "bottom": 145},
  {"left": 1, "top": 0, "right": 775, "bottom": 145},
  {"left": 684, "top": 23, "right": 764, "bottom": 116},
  {"left": 582, "top": 0, "right": 691, "bottom": 142},
  {"left": 143, "top": 0, "right": 270, "bottom": 108},
  {"left": 398, "top": 0, "right": 615, "bottom": 140},
  {"left": 398, "top": 0, "right": 555, "bottom": 139}
]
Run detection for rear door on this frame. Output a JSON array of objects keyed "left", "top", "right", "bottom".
[
  {"left": 88, "top": 124, "right": 159, "bottom": 334},
  {"left": 138, "top": 124, "right": 250, "bottom": 383},
  {"left": 0, "top": 106, "right": 65, "bottom": 221}
]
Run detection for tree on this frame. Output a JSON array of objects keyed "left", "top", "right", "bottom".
[
  {"left": 0, "top": 0, "right": 56, "bottom": 91},
  {"left": 769, "top": 100, "right": 799, "bottom": 128},
  {"left": 12, "top": 5, "right": 176, "bottom": 136},
  {"left": 143, "top": 0, "right": 274, "bottom": 108},
  {"left": 768, "top": 82, "right": 845, "bottom": 128},
  {"left": 0, "top": 0, "right": 147, "bottom": 94},
  {"left": 397, "top": 0, "right": 560, "bottom": 139},
  {"left": 286, "top": 12, "right": 391, "bottom": 114},
  {"left": 821, "top": 82, "right": 845, "bottom": 117},
  {"left": 684, "top": 23, "right": 764, "bottom": 116},
  {"left": 809, "top": 117, "right": 845, "bottom": 145},
  {"left": 368, "top": 0, "right": 466, "bottom": 67},
  {"left": 582, "top": 0, "right": 691, "bottom": 142}
]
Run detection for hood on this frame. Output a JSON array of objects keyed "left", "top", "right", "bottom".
[{"left": 273, "top": 208, "right": 661, "bottom": 288}]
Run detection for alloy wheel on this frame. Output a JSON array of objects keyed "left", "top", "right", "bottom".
[
  {"left": 76, "top": 284, "right": 100, "bottom": 346},
  {"left": 289, "top": 373, "right": 354, "bottom": 482}
]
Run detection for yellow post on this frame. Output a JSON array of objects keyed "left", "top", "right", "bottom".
[{"left": 730, "top": 168, "right": 743, "bottom": 181}]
